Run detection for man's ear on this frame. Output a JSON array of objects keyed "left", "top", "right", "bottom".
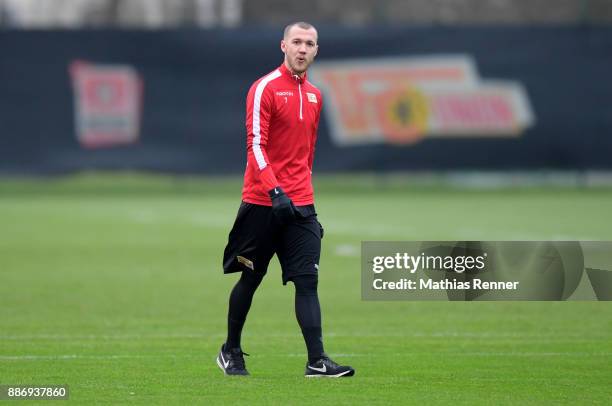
[{"left": 280, "top": 39, "right": 286, "bottom": 54}]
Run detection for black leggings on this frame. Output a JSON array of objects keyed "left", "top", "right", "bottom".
[
  {"left": 225, "top": 272, "right": 324, "bottom": 361},
  {"left": 225, "top": 271, "right": 264, "bottom": 349}
]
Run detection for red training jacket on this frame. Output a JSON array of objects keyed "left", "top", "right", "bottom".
[{"left": 241, "top": 63, "right": 323, "bottom": 206}]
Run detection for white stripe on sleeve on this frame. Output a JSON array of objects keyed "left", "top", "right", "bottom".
[{"left": 252, "top": 70, "right": 281, "bottom": 170}]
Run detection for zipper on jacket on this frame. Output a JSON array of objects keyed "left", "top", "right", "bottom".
[{"left": 298, "top": 82, "right": 303, "bottom": 120}]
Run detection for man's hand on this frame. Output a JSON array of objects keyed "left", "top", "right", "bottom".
[{"left": 269, "top": 187, "right": 297, "bottom": 225}]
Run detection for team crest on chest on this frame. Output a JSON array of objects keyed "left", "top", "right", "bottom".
[{"left": 306, "top": 92, "right": 318, "bottom": 103}]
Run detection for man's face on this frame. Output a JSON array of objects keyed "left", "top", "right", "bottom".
[{"left": 281, "top": 26, "right": 318, "bottom": 75}]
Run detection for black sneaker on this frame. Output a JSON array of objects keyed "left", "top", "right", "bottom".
[
  {"left": 305, "top": 355, "right": 355, "bottom": 378},
  {"left": 216, "top": 344, "right": 249, "bottom": 376}
]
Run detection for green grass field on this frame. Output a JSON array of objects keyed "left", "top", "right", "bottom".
[{"left": 1, "top": 174, "right": 611, "bottom": 404}]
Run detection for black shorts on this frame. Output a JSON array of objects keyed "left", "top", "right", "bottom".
[{"left": 222, "top": 202, "right": 322, "bottom": 285}]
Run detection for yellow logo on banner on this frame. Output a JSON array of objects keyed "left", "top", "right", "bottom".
[{"left": 380, "top": 87, "right": 429, "bottom": 143}]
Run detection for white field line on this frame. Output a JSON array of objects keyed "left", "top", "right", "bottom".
[
  {"left": 128, "top": 211, "right": 414, "bottom": 238},
  {"left": 0, "top": 354, "right": 363, "bottom": 361},
  {"left": 334, "top": 244, "right": 359, "bottom": 257},
  {"left": 127, "top": 211, "right": 232, "bottom": 228},
  {"left": 127, "top": 210, "right": 603, "bottom": 240},
  {"left": 0, "top": 355, "right": 157, "bottom": 360},
  {"left": 0, "top": 333, "right": 227, "bottom": 341},
  {"left": 458, "top": 352, "right": 612, "bottom": 357},
  {"left": 1, "top": 332, "right": 610, "bottom": 341},
  {"left": 2, "top": 352, "right": 610, "bottom": 361}
]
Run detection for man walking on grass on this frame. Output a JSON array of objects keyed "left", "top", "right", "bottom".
[{"left": 217, "top": 21, "right": 355, "bottom": 378}]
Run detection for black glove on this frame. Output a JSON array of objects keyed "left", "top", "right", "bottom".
[
  {"left": 269, "top": 187, "right": 297, "bottom": 225},
  {"left": 317, "top": 220, "right": 324, "bottom": 239}
]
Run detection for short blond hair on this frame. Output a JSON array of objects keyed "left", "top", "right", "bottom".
[{"left": 283, "top": 21, "right": 317, "bottom": 41}]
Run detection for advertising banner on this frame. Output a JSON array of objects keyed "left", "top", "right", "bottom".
[
  {"left": 310, "top": 56, "right": 535, "bottom": 145},
  {"left": 69, "top": 60, "right": 143, "bottom": 149}
]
